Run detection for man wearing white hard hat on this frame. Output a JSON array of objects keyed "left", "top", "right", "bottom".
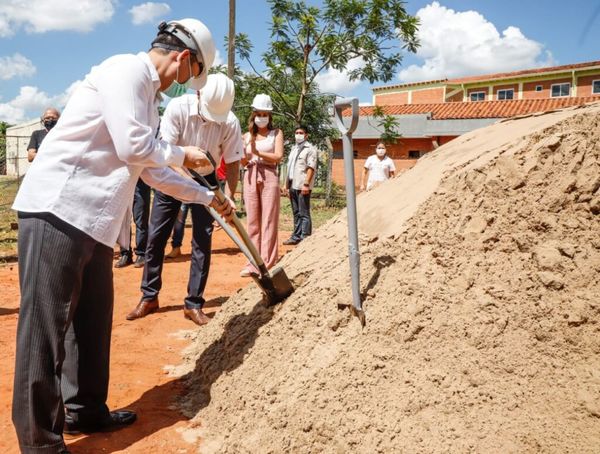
[
  {"left": 11, "top": 19, "right": 234, "bottom": 454},
  {"left": 126, "top": 73, "right": 242, "bottom": 326}
]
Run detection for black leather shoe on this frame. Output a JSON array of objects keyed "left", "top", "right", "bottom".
[
  {"left": 64, "top": 410, "right": 137, "bottom": 435},
  {"left": 283, "top": 238, "right": 300, "bottom": 245},
  {"left": 133, "top": 255, "right": 145, "bottom": 268},
  {"left": 115, "top": 254, "right": 133, "bottom": 268}
]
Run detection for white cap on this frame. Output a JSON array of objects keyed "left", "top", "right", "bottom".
[
  {"left": 251, "top": 93, "right": 273, "bottom": 111},
  {"left": 199, "top": 73, "right": 235, "bottom": 123},
  {"left": 158, "top": 18, "right": 216, "bottom": 90}
]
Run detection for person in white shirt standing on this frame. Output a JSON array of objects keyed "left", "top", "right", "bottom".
[
  {"left": 360, "top": 141, "right": 396, "bottom": 191},
  {"left": 282, "top": 125, "right": 318, "bottom": 245},
  {"left": 11, "top": 19, "right": 235, "bottom": 454},
  {"left": 127, "top": 73, "right": 243, "bottom": 326}
]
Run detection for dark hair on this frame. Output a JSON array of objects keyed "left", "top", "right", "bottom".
[
  {"left": 376, "top": 141, "right": 386, "bottom": 148},
  {"left": 295, "top": 125, "right": 308, "bottom": 134},
  {"left": 150, "top": 31, "right": 187, "bottom": 54},
  {"left": 247, "top": 110, "right": 274, "bottom": 136}
]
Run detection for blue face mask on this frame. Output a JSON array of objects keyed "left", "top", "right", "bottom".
[
  {"left": 163, "top": 80, "right": 191, "bottom": 98},
  {"left": 162, "top": 56, "right": 193, "bottom": 98}
]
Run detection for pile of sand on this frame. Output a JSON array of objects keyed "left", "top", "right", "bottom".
[{"left": 175, "top": 103, "right": 600, "bottom": 453}]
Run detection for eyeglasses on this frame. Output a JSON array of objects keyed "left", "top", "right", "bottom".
[{"left": 191, "top": 55, "right": 204, "bottom": 78}]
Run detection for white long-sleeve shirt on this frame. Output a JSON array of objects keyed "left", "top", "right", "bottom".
[
  {"left": 160, "top": 93, "right": 243, "bottom": 165},
  {"left": 12, "top": 52, "right": 214, "bottom": 248}
]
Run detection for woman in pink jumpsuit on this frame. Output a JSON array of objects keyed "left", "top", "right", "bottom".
[{"left": 241, "top": 94, "right": 284, "bottom": 276}]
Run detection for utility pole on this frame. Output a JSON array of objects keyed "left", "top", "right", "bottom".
[{"left": 228, "top": 0, "right": 236, "bottom": 79}]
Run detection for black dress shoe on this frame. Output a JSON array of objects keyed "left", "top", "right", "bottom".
[
  {"left": 64, "top": 410, "right": 137, "bottom": 435},
  {"left": 115, "top": 254, "right": 133, "bottom": 268},
  {"left": 133, "top": 255, "right": 145, "bottom": 268}
]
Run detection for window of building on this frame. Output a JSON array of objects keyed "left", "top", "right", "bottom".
[
  {"left": 470, "top": 91, "right": 485, "bottom": 102},
  {"left": 551, "top": 83, "right": 570, "bottom": 97},
  {"left": 593, "top": 80, "right": 600, "bottom": 94},
  {"left": 497, "top": 89, "right": 514, "bottom": 100},
  {"left": 408, "top": 150, "right": 424, "bottom": 159},
  {"left": 535, "top": 85, "right": 543, "bottom": 92}
]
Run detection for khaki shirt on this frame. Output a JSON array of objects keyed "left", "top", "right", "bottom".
[{"left": 286, "top": 141, "right": 318, "bottom": 190}]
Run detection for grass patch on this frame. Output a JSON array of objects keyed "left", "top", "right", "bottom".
[
  {"left": 0, "top": 176, "right": 20, "bottom": 259},
  {"left": 279, "top": 196, "right": 344, "bottom": 232}
]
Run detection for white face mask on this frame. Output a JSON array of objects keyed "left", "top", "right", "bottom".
[
  {"left": 295, "top": 134, "right": 305, "bottom": 144},
  {"left": 376, "top": 147, "right": 386, "bottom": 157},
  {"left": 254, "top": 116, "right": 269, "bottom": 128}
]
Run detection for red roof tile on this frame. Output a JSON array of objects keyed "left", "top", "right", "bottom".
[
  {"left": 373, "top": 60, "right": 600, "bottom": 91},
  {"left": 344, "top": 97, "right": 600, "bottom": 120}
]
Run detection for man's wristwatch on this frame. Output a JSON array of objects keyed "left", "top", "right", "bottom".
[{"left": 303, "top": 183, "right": 310, "bottom": 187}]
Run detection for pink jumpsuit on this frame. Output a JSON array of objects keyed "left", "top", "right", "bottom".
[{"left": 243, "top": 130, "right": 280, "bottom": 271}]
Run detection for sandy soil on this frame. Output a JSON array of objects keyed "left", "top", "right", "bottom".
[
  {"left": 0, "top": 228, "right": 293, "bottom": 453},
  {"left": 176, "top": 103, "right": 600, "bottom": 453}
]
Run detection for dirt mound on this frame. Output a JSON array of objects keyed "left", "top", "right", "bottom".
[{"left": 176, "top": 103, "right": 600, "bottom": 453}]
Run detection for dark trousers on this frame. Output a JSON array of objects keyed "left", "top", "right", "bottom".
[
  {"left": 13, "top": 212, "right": 113, "bottom": 453},
  {"left": 141, "top": 190, "right": 213, "bottom": 309},
  {"left": 171, "top": 203, "right": 189, "bottom": 248},
  {"left": 289, "top": 189, "right": 312, "bottom": 241},
  {"left": 120, "top": 178, "right": 151, "bottom": 257}
]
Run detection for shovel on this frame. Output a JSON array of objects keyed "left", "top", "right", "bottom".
[
  {"left": 334, "top": 97, "right": 365, "bottom": 327},
  {"left": 187, "top": 162, "right": 294, "bottom": 306}
]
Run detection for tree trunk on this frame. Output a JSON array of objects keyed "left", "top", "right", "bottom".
[
  {"left": 228, "top": 0, "right": 236, "bottom": 79},
  {"left": 325, "top": 137, "right": 334, "bottom": 206}
]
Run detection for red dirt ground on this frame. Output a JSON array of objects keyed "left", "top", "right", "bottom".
[{"left": 0, "top": 227, "right": 292, "bottom": 453}]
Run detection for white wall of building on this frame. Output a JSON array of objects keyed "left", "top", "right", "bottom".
[{"left": 5, "top": 119, "right": 40, "bottom": 177}]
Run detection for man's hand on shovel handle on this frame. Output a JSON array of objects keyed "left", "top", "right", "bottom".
[
  {"left": 183, "top": 146, "right": 211, "bottom": 170},
  {"left": 210, "top": 195, "right": 236, "bottom": 223}
]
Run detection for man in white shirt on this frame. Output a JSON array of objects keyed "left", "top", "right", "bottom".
[
  {"left": 11, "top": 19, "right": 235, "bottom": 454},
  {"left": 127, "top": 74, "right": 242, "bottom": 326},
  {"left": 282, "top": 125, "right": 318, "bottom": 245}
]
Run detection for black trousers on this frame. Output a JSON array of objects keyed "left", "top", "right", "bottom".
[
  {"left": 141, "top": 190, "right": 213, "bottom": 309},
  {"left": 120, "top": 178, "right": 151, "bottom": 257},
  {"left": 13, "top": 212, "right": 113, "bottom": 453},
  {"left": 289, "top": 189, "right": 312, "bottom": 241}
]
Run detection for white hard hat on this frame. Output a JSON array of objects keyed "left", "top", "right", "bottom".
[
  {"left": 157, "top": 18, "right": 216, "bottom": 90},
  {"left": 200, "top": 73, "right": 235, "bottom": 123},
  {"left": 251, "top": 93, "right": 273, "bottom": 111}
]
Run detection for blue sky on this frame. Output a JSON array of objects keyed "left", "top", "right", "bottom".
[{"left": 0, "top": 0, "right": 598, "bottom": 124}]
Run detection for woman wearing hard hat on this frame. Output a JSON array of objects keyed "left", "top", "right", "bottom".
[{"left": 241, "top": 94, "right": 284, "bottom": 277}]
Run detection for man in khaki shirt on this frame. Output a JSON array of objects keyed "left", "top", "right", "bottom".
[{"left": 283, "top": 125, "right": 318, "bottom": 245}]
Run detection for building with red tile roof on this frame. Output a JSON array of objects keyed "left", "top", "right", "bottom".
[{"left": 330, "top": 60, "right": 600, "bottom": 187}]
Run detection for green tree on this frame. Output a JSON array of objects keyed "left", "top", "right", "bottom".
[
  {"left": 235, "top": 0, "right": 419, "bottom": 130},
  {"left": 0, "top": 121, "right": 11, "bottom": 175},
  {"left": 371, "top": 105, "right": 401, "bottom": 144}
]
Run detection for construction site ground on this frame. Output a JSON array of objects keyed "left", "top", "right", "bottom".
[{"left": 0, "top": 228, "right": 292, "bottom": 453}]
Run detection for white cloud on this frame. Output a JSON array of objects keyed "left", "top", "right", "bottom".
[
  {"left": 398, "top": 1, "right": 555, "bottom": 83},
  {"left": 0, "top": 54, "right": 36, "bottom": 80},
  {"left": 129, "top": 2, "right": 171, "bottom": 26},
  {"left": 0, "top": 81, "right": 82, "bottom": 124},
  {"left": 0, "top": 0, "right": 115, "bottom": 36},
  {"left": 314, "top": 57, "right": 364, "bottom": 95},
  {"left": 213, "top": 50, "right": 224, "bottom": 67}
]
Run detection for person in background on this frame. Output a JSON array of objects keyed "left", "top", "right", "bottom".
[
  {"left": 360, "top": 141, "right": 396, "bottom": 191},
  {"left": 115, "top": 179, "right": 152, "bottom": 268},
  {"left": 27, "top": 107, "right": 60, "bottom": 162},
  {"left": 127, "top": 73, "right": 242, "bottom": 326},
  {"left": 282, "top": 125, "right": 317, "bottom": 245},
  {"left": 10, "top": 18, "right": 230, "bottom": 454},
  {"left": 240, "top": 94, "right": 284, "bottom": 277}
]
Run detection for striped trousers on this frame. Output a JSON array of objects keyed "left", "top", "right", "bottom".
[{"left": 12, "top": 212, "right": 113, "bottom": 453}]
